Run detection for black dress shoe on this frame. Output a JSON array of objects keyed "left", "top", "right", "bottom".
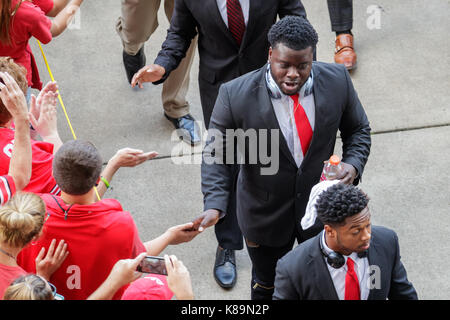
[
  {"left": 123, "top": 47, "right": 146, "bottom": 84},
  {"left": 214, "top": 247, "right": 237, "bottom": 289},
  {"left": 164, "top": 113, "right": 201, "bottom": 146}
]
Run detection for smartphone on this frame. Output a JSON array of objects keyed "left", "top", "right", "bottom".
[{"left": 136, "top": 256, "right": 168, "bottom": 275}]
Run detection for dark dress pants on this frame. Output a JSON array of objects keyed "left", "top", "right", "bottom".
[{"left": 327, "top": 0, "right": 353, "bottom": 32}]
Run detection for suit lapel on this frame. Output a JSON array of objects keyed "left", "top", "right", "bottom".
[
  {"left": 255, "top": 67, "right": 297, "bottom": 168},
  {"left": 239, "top": 0, "right": 255, "bottom": 51},
  {"left": 309, "top": 235, "right": 339, "bottom": 300},
  {"left": 300, "top": 64, "right": 324, "bottom": 171},
  {"left": 367, "top": 233, "right": 381, "bottom": 300}
]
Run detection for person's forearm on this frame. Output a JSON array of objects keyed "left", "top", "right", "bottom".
[
  {"left": 143, "top": 232, "right": 172, "bottom": 256},
  {"left": 95, "top": 158, "right": 121, "bottom": 199},
  {"left": 41, "top": 132, "right": 63, "bottom": 154},
  {"left": 8, "top": 119, "right": 32, "bottom": 190},
  {"left": 46, "top": 0, "right": 70, "bottom": 17},
  {"left": 50, "top": 0, "right": 83, "bottom": 37},
  {"left": 87, "top": 275, "right": 122, "bottom": 300}
]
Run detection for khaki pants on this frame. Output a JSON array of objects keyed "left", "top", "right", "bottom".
[{"left": 116, "top": 0, "right": 197, "bottom": 118}]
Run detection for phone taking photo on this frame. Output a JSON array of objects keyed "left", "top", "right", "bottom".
[{"left": 136, "top": 256, "right": 168, "bottom": 275}]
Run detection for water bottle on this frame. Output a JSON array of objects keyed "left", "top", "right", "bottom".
[{"left": 320, "top": 155, "right": 343, "bottom": 181}]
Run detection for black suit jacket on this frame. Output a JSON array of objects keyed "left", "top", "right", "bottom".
[
  {"left": 201, "top": 62, "right": 371, "bottom": 247},
  {"left": 154, "top": 0, "right": 306, "bottom": 127},
  {"left": 273, "top": 226, "right": 418, "bottom": 300}
]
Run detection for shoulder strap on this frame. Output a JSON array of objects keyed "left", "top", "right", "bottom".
[{"left": 50, "top": 194, "right": 74, "bottom": 221}]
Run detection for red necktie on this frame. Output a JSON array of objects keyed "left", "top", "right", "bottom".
[
  {"left": 227, "top": 0, "right": 245, "bottom": 46},
  {"left": 290, "top": 93, "right": 313, "bottom": 156},
  {"left": 345, "top": 257, "right": 360, "bottom": 300}
]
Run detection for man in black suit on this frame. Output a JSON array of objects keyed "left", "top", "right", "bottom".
[
  {"left": 131, "top": 0, "right": 307, "bottom": 290},
  {"left": 273, "top": 183, "right": 418, "bottom": 300},
  {"left": 194, "top": 16, "right": 371, "bottom": 300}
]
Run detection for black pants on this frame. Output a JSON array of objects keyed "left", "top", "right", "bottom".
[
  {"left": 327, "top": 0, "right": 353, "bottom": 32},
  {"left": 245, "top": 222, "right": 323, "bottom": 300}
]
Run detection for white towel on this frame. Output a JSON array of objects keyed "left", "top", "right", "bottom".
[{"left": 301, "top": 180, "right": 340, "bottom": 230}]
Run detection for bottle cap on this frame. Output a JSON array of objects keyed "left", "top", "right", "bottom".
[{"left": 329, "top": 155, "right": 341, "bottom": 165}]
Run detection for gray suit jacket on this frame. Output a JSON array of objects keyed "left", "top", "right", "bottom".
[
  {"left": 201, "top": 62, "right": 371, "bottom": 247},
  {"left": 273, "top": 226, "right": 418, "bottom": 300},
  {"left": 154, "top": 0, "right": 306, "bottom": 127}
]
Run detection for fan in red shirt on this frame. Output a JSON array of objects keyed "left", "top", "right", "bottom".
[
  {"left": 0, "top": 0, "right": 84, "bottom": 91},
  {"left": 18, "top": 140, "right": 201, "bottom": 300},
  {"left": 0, "top": 57, "right": 62, "bottom": 195},
  {"left": 0, "top": 61, "right": 33, "bottom": 205}
]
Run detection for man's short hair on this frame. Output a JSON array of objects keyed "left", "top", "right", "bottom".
[
  {"left": 52, "top": 140, "right": 103, "bottom": 195},
  {"left": 316, "top": 184, "right": 369, "bottom": 226},
  {"left": 0, "top": 57, "right": 28, "bottom": 125},
  {"left": 268, "top": 16, "right": 318, "bottom": 51}
]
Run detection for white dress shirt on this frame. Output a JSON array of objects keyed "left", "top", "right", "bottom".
[
  {"left": 216, "top": 0, "right": 250, "bottom": 27},
  {"left": 321, "top": 231, "right": 370, "bottom": 300},
  {"left": 268, "top": 72, "right": 315, "bottom": 168}
]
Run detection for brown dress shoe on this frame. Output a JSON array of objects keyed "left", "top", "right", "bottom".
[{"left": 334, "top": 33, "right": 357, "bottom": 70}]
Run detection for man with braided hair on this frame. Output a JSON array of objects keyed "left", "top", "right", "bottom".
[{"left": 274, "top": 182, "right": 418, "bottom": 300}]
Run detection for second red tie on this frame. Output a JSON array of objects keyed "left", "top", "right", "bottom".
[
  {"left": 345, "top": 257, "right": 360, "bottom": 300},
  {"left": 290, "top": 93, "right": 313, "bottom": 157}
]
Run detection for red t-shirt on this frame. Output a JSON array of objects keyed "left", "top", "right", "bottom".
[
  {"left": 0, "top": 128, "right": 60, "bottom": 195},
  {"left": 0, "top": 175, "right": 16, "bottom": 206},
  {"left": 17, "top": 195, "right": 147, "bottom": 300},
  {"left": 32, "top": 0, "right": 54, "bottom": 15},
  {"left": 0, "top": 264, "right": 27, "bottom": 299},
  {"left": 0, "top": 0, "right": 52, "bottom": 90}
]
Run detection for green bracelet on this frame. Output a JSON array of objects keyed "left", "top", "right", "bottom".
[{"left": 100, "top": 176, "right": 110, "bottom": 189}]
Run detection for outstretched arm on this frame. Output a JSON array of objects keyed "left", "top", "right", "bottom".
[
  {"left": 0, "top": 72, "right": 32, "bottom": 191},
  {"left": 50, "top": 0, "right": 84, "bottom": 37},
  {"left": 131, "top": 0, "right": 197, "bottom": 88},
  {"left": 143, "top": 222, "right": 200, "bottom": 256},
  {"left": 96, "top": 148, "right": 158, "bottom": 199},
  {"left": 28, "top": 89, "right": 63, "bottom": 153}
]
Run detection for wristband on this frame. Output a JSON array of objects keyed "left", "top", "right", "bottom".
[{"left": 100, "top": 176, "right": 110, "bottom": 189}]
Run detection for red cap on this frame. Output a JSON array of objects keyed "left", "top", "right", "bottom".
[
  {"left": 329, "top": 155, "right": 341, "bottom": 165},
  {"left": 121, "top": 274, "right": 174, "bottom": 300}
]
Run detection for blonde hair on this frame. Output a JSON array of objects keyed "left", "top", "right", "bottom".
[
  {"left": 3, "top": 274, "right": 54, "bottom": 300},
  {"left": 0, "top": 192, "right": 46, "bottom": 248}
]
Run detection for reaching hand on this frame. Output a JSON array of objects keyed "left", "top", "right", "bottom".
[
  {"left": 336, "top": 162, "right": 357, "bottom": 185},
  {"left": 191, "top": 209, "right": 220, "bottom": 232},
  {"left": 35, "top": 239, "right": 69, "bottom": 281},
  {"left": 165, "top": 255, "right": 194, "bottom": 300},
  {"left": 0, "top": 71, "right": 28, "bottom": 122},
  {"left": 131, "top": 64, "right": 166, "bottom": 89},
  {"left": 166, "top": 222, "right": 201, "bottom": 245},
  {"left": 107, "top": 252, "right": 147, "bottom": 288},
  {"left": 109, "top": 148, "right": 158, "bottom": 169},
  {"left": 29, "top": 81, "right": 58, "bottom": 123},
  {"left": 28, "top": 91, "right": 59, "bottom": 138}
]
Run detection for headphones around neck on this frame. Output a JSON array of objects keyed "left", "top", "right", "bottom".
[
  {"left": 265, "top": 63, "right": 314, "bottom": 99},
  {"left": 319, "top": 234, "right": 368, "bottom": 269}
]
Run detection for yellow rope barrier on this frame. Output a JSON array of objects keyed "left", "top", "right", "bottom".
[{"left": 37, "top": 40, "right": 101, "bottom": 201}]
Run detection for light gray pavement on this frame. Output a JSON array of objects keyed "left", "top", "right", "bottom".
[{"left": 28, "top": 0, "right": 449, "bottom": 299}]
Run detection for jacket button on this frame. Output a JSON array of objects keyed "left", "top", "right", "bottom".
[{"left": 296, "top": 193, "right": 301, "bottom": 199}]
